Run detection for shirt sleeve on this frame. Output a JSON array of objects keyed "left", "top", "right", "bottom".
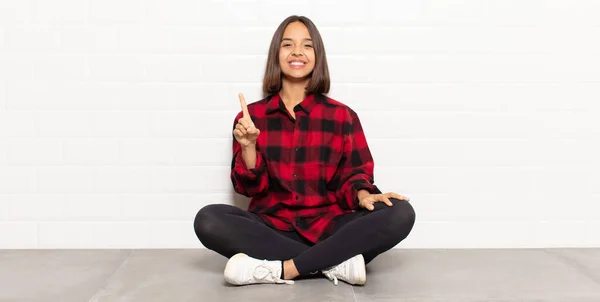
[
  {"left": 335, "top": 109, "right": 382, "bottom": 210},
  {"left": 230, "top": 112, "right": 270, "bottom": 197}
]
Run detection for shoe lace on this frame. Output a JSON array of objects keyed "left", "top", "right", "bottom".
[
  {"left": 252, "top": 261, "right": 294, "bottom": 285},
  {"left": 322, "top": 265, "right": 341, "bottom": 286}
]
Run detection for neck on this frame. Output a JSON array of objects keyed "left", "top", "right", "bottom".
[{"left": 280, "top": 76, "right": 309, "bottom": 107}]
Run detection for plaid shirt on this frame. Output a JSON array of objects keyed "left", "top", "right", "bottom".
[{"left": 230, "top": 93, "right": 381, "bottom": 243}]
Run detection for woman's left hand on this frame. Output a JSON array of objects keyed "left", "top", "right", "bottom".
[{"left": 358, "top": 192, "right": 410, "bottom": 211}]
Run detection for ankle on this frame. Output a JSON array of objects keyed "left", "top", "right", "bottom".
[{"left": 283, "top": 259, "right": 300, "bottom": 280}]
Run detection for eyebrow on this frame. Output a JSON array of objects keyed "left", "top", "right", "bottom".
[{"left": 282, "top": 38, "right": 312, "bottom": 42}]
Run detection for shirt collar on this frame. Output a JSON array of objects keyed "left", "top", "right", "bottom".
[{"left": 266, "top": 92, "right": 319, "bottom": 115}]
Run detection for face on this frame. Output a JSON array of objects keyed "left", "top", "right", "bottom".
[{"left": 278, "top": 21, "right": 316, "bottom": 81}]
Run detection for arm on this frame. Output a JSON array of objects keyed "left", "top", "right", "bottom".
[
  {"left": 230, "top": 112, "right": 269, "bottom": 197},
  {"left": 334, "top": 109, "right": 381, "bottom": 210}
]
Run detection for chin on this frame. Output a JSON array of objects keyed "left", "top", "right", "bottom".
[{"left": 282, "top": 70, "right": 313, "bottom": 82}]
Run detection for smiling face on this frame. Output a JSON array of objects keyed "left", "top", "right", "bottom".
[
  {"left": 262, "top": 16, "right": 330, "bottom": 96},
  {"left": 278, "top": 21, "right": 316, "bottom": 82}
]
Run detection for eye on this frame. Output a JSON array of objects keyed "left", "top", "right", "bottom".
[
  {"left": 282, "top": 43, "right": 292, "bottom": 47},
  {"left": 304, "top": 44, "right": 313, "bottom": 48}
]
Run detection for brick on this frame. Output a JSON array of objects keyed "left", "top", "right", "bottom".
[
  {"left": 119, "top": 138, "right": 175, "bottom": 165},
  {"left": 92, "top": 111, "right": 152, "bottom": 138},
  {"left": 0, "top": 111, "right": 36, "bottom": 138},
  {"left": 93, "top": 166, "right": 152, "bottom": 194},
  {"left": 62, "top": 138, "right": 119, "bottom": 165},
  {"left": 0, "top": 167, "right": 36, "bottom": 194},
  {"left": 7, "top": 194, "right": 67, "bottom": 220},
  {"left": 32, "top": 0, "right": 87, "bottom": 24},
  {"left": 37, "top": 111, "right": 94, "bottom": 137},
  {"left": 6, "top": 138, "right": 62, "bottom": 165},
  {"left": 3, "top": 26, "right": 60, "bottom": 53},
  {"left": 64, "top": 194, "right": 122, "bottom": 220},
  {"left": 0, "top": 1, "right": 33, "bottom": 25},
  {"left": 89, "top": 0, "right": 142, "bottom": 23},
  {"left": 87, "top": 55, "right": 145, "bottom": 81},
  {"left": 149, "top": 166, "right": 230, "bottom": 194},
  {"left": 0, "top": 222, "right": 38, "bottom": 248},
  {"left": 33, "top": 55, "right": 86, "bottom": 81},
  {"left": 36, "top": 166, "right": 94, "bottom": 194},
  {"left": 151, "top": 111, "right": 233, "bottom": 138}
]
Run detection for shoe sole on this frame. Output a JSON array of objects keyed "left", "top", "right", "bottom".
[{"left": 224, "top": 253, "right": 248, "bottom": 285}]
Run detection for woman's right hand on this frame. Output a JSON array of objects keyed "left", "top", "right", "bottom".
[{"left": 233, "top": 93, "right": 261, "bottom": 148}]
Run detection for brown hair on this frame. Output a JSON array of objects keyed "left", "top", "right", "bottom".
[{"left": 262, "top": 15, "right": 330, "bottom": 96}]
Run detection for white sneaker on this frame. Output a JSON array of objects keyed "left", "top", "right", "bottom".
[
  {"left": 322, "top": 254, "right": 366, "bottom": 286},
  {"left": 224, "top": 253, "right": 294, "bottom": 285}
]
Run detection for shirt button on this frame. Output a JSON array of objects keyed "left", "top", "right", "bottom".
[
  {"left": 294, "top": 148, "right": 299, "bottom": 152},
  {"left": 292, "top": 173, "right": 297, "bottom": 178}
]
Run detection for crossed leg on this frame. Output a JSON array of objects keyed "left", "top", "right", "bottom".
[{"left": 194, "top": 198, "right": 416, "bottom": 279}]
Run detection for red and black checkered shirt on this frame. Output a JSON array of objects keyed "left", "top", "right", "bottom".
[{"left": 230, "top": 92, "right": 381, "bottom": 243}]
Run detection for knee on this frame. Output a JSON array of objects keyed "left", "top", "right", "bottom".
[
  {"left": 393, "top": 198, "right": 416, "bottom": 224},
  {"left": 193, "top": 204, "right": 228, "bottom": 242},
  {"left": 382, "top": 198, "right": 416, "bottom": 239}
]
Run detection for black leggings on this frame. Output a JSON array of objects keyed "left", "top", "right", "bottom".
[{"left": 194, "top": 198, "right": 416, "bottom": 275}]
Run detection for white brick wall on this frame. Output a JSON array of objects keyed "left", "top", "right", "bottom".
[{"left": 0, "top": 0, "right": 599, "bottom": 249}]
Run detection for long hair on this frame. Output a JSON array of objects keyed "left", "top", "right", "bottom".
[{"left": 262, "top": 15, "right": 330, "bottom": 97}]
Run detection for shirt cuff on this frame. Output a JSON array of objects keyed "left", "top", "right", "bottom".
[
  {"left": 352, "top": 182, "right": 382, "bottom": 207},
  {"left": 233, "top": 148, "right": 264, "bottom": 180}
]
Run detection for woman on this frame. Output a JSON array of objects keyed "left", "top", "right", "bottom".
[{"left": 194, "top": 15, "right": 416, "bottom": 286}]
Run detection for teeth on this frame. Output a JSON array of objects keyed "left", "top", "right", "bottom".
[{"left": 290, "top": 62, "right": 305, "bottom": 66}]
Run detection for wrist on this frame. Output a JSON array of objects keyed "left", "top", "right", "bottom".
[
  {"left": 242, "top": 143, "right": 256, "bottom": 151},
  {"left": 357, "top": 189, "right": 370, "bottom": 202},
  {"left": 240, "top": 144, "right": 257, "bottom": 169}
]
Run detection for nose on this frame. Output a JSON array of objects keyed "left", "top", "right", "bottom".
[{"left": 292, "top": 45, "right": 304, "bottom": 56}]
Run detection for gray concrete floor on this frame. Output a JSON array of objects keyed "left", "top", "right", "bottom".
[{"left": 0, "top": 249, "right": 599, "bottom": 302}]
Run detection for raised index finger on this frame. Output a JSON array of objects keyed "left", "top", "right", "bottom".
[{"left": 238, "top": 93, "right": 250, "bottom": 120}]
